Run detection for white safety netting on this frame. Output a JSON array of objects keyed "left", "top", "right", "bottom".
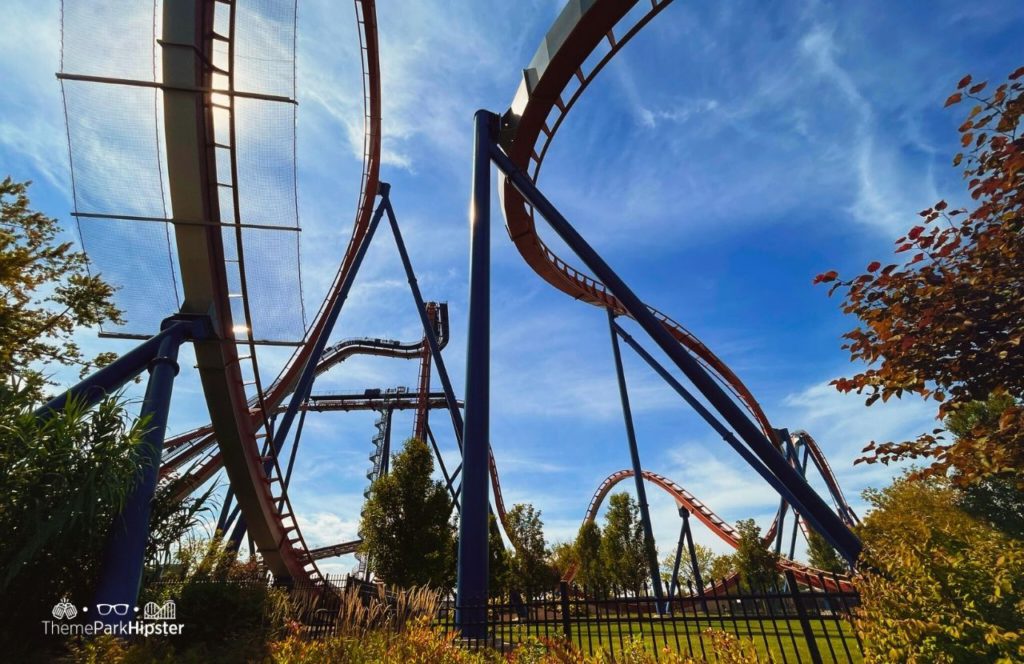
[{"left": 60, "top": 0, "right": 305, "bottom": 342}]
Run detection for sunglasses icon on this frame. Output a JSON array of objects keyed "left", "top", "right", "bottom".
[{"left": 96, "top": 603, "right": 131, "bottom": 616}]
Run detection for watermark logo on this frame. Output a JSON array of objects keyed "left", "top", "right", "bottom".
[
  {"left": 96, "top": 603, "right": 133, "bottom": 617},
  {"left": 43, "top": 600, "right": 184, "bottom": 637},
  {"left": 143, "top": 600, "right": 176, "bottom": 620},
  {"left": 51, "top": 599, "right": 77, "bottom": 620}
]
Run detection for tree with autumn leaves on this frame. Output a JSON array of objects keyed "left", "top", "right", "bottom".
[
  {"left": 817, "top": 65, "right": 1024, "bottom": 490},
  {"left": 816, "top": 66, "right": 1024, "bottom": 662}
]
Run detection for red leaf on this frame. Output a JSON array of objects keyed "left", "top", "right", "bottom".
[
  {"left": 957, "top": 74, "right": 972, "bottom": 89},
  {"left": 908, "top": 226, "right": 925, "bottom": 240},
  {"left": 1010, "top": 65, "right": 1024, "bottom": 81},
  {"left": 968, "top": 81, "right": 987, "bottom": 94},
  {"left": 945, "top": 92, "right": 963, "bottom": 107},
  {"left": 896, "top": 243, "right": 913, "bottom": 253},
  {"left": 813, "top": 270, "right": 839, "bottom": 284},
  {"left": 867, "top": 261, "right": 881, "bottom": 272},
  {"left": 934, "top": 200, "right": 948, "bottom": 211}
]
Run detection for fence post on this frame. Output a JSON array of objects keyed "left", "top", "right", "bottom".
[
  {"left": 559, "top": 581, "right": 572, "bottom": 641},
  {"left": 786, "top": 571, "right": 824, "bottom": 664}
]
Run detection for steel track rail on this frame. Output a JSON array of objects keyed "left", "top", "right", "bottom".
[
  {"left": 159, "top": 0, "right": 383, "bottom": 583},
  {"left": 158, "top": 0, "right": 313, "bottom": 582},
  {"left": 489, "top": 0, "right": 861, "bottom": 562},
  {"left": 571, "top": 469, "right": 855, "bottom": 593},
  {"left": 160, "top": 322, "right": 449, "bottom": 475},
  {"left": 496, "top": 0, "right": 783, "bottom": 439}
]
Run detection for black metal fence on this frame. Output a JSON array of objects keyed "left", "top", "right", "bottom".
[
  {"left": 437, "top": 571, "right": 862, "bottom": 664},
  {"left": 148, "top": 570, "right": 862, "bottom": 662}
]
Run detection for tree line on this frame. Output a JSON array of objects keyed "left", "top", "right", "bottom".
[{"left": 358, "top": 438, "right": 849, "bottom": 598}]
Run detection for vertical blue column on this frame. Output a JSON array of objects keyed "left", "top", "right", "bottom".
[
  {"left": 457, "top": 110, "right": 496, "bottom": 638},
  {"left": 773, "top": 429, "right": 793, "bottom": 555},
  {"left": 789, "top": 442, "right": 812, "bottom": 560},
  {"left": 681, "top": 508, "right": 706, "bottom": 604},
  {"left": 607, "top": 311, "right": 665, "bottom": 609},
  {"left": 93, "top": 319, "right": 189, "bottom": 626},
  {"left": 668, "top": 511, "right": 687, "bottom": 600}
]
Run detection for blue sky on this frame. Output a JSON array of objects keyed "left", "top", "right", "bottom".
[{"left": 3, "top": 0, "right": 1023, "bottom": 574}]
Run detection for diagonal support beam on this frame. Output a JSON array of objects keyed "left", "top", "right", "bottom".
[
  {"left": 383, "top": 194, "right": 464, "bottom": 447},
  {"left": 488, "top": 132, "right": 861, "bottom": 566},
  {"left": 229, "top": 186, "right": 389, "bottom": 547},
  {"left": 607, "top": 310, "right": 665, "bottom": 609},
  {"left": 92, "top": 314, "right": 211, "bottom": 626}
]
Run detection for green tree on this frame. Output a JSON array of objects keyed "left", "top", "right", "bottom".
[
  {"left": 707, "top": 552, "right": 737, "bottom": 584},
  {"left": 732, "top": 519, "right": 779, "bottom": 590},
  {"left": 805, "top": 529, "right": 847, "bottom": 575},
  {"left": 0, "top": 383, "right": 144, "bottom": 656},
  {"left": 505, "top": 503, "right": 551, "bottom": 593},
  {"left": 0, "top": 177, "right": 122, "bottom": 393},
  {"left": 574, "top": 520, "right": 607, "bottom": 592},
  {"left": 548, "top": 541, "right": 575, "bottom": 583},
  {"left": 140, "top": 537, "right": 291, "bottom": 662},
  {"left": 599, "top": 492, "right": 647, "bottom": 593},
  {"left": 488, "top": 513, "right": 511, "bottom": 597},
  {"left": 146, "top": 466, "right": 218, "bottom": 569},
  {"left": 661, "top": 542, "right": 717, "bottom": 592},
  {"left": 359, "top": 438, "right": 455, "bottom": 588},
  {"left": 945, "top": 393, "right": 1024, "bottom": 540},
  {"left": 856, "top": 474, "right": 1024, "bottom": 662},
  {"left": 0, "top": 179, "right": 214, "bottom": 657}
]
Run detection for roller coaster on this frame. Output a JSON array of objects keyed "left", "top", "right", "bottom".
[{"left": 49, "top": 0, "right": 864, "bottom": 639}]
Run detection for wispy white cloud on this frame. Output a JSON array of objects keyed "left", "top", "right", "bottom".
[
  {"left": 776, "top": 374, "right": 937, "bottom": 515},
  {"left": 0, "top": 2, "right": 67, "bottom": 194},
  {"left": 799, "top": 25, "right": 939, "bottom": 235}
]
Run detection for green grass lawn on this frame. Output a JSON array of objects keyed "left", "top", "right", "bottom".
[{"left": 486, "top": 614, "right": 862, "bottom": 663}]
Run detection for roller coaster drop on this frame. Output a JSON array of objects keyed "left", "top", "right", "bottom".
[{"left": 48, "top": 0, "right": 864, "bottom": 640}]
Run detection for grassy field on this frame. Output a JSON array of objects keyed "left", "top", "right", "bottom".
[{"left": 485, "top": 614, "right": 862, "bottom": 663}]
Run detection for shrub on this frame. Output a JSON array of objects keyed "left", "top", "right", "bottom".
[
  {"left": 855, "top": 474, "right": 1024, "bottom": 663},
  {"left": 139, "top": 539, "right": 293, "bottom": 662}
]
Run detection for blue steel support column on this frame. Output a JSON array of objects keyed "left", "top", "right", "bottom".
[
  {"left": 607, "top": 310, "right": 665, "bottom": 609},
  {"left": 35, "top": 323, "right": 187, "bottom": 419},
  {"left": 773, "top": 428, "right": 793, "bottom": 555},
  {"left": 426, "top": 424, "right": 459, "bottom": 506},
  {"left": 93, "top": 315, "right": 205, "bottom": 625},
  {"left": 384, "top": 195, "right": 464, "bottom": 445},
  {"left": 789, "top": 444, "right": 812, "bottom": 560},
  {"left": 669, "top": 511, "right": 687, "bottom": 599},
  {"left": 457, "top": 110, "right": 496, "bottom": 638},
  {"left": 491, "top": 143, "right": 861, "bottom": 565},
  {"left": 229, "top": 189, "right": 389, "bottom": 547},
  {"left": 612, "top": 321, "right": 818, "bottom": 534},
  {"left": 798, "top": 432, "right": 854, "bottom": 525},
  {"left": 269, "top": 188, "right": 389, "bottom": 462},
  {"left": 216, "top": 487, "right": 236, "bottom": 533},
  {"left": 222, "top": 504, "right": 242, "bottom": 537},
  {"left": 681, "top": 508, "right": 706, "bottom": 600}
]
